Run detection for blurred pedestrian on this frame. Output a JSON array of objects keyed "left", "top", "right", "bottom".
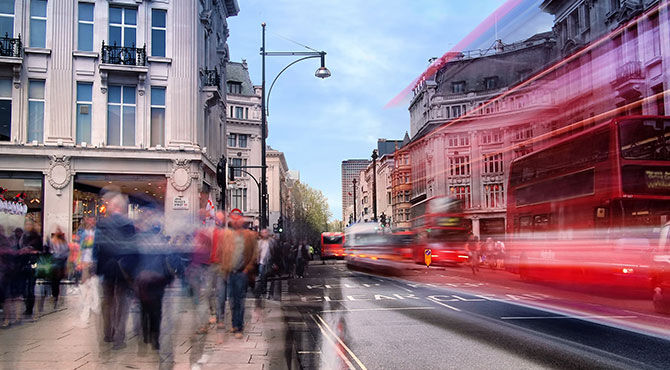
[
  {"left": 218, "top": 213, "right": 257, "bottom": 339},
  {"left": 255, "top": 228, "right": 273, "bottom": 303},
  {"left": 45, "top": 225, "right": 69, "bottom": 309},
  {"left": 1, "top": 227, "right": 21, "bottom": 327},
  {"left": 76, "top": 216, "right": 99, "bottom": 325},
  {"left": 19, "top": 221, "right": 42, "bottom": 318},
  {"left": 494, "top": 240, "right": 506, "bottom": 270},
  {"left": 465, "top": 234, "right": 480, "bottom": 275},
  {"left": 187, "top": 209, "right": 216, "bottom": 334},
  {"left": 94, "top": 192, "right": 137, "bottom": 350},
  {"left": 295, "top": 240, "right": 310, "bottom": 278}
]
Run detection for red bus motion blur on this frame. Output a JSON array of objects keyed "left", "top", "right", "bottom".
[
  {"left": 506, "top": 116, "right": 670, "bottom": 288},
  {"left": 412, "top": 196, "right": 471, "bottom": 265},
  {"left": 321, "top": 232, "right": 345, "bottom": 259}
]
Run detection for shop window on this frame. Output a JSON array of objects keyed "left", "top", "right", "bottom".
[
  {"left": 0, "top": 172, "right": 44, "bottom": 237},
  {"left": 29, "top": 0, "right": 47, "bottom": 48},
  {"left": 150, "top": 87, "right": 166, "bottom": 147},
  {"left": 0, "top": 0, "right": 14, "bottom": 38},
  {"left": 77, "top": 2, "right": 94, "bottom": 51},
  {"left": 76, "top": 82, "right": 93, "bottom": 145},
  {"left": 151, "top": 9, "right": 166, "bottom": 57},
  {"left": 238, "top": 133, "right": 248, "bottom": 148},
  {"left": 109, "top": 6, "right": 137, "bottom": 47},
  {"left": 0, "top": 78, "right": 11, "bottom": 142},
  {"left": 27, "top": 80, "right": 45, "bottom": 143},
  {"left": 107, "top": 85, "right": 136, "bottom": 146}
]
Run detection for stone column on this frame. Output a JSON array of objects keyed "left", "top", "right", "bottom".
[{"left": 43, "top": 156, "right": 74, "bottom": 242}]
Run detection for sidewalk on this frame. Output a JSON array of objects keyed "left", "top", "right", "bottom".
[{"left": 0, "top": 279, "right": 292, "bottom": 369}]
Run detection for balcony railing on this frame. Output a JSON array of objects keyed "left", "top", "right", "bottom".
[
  {"left": 101, "top": 41, "right": 146, "bottom": 66},
  {"left": 0, "top": 33, "right": 22, "bottom": 58},
  {"left": 201, "top": 67, "right": 221, "bottom": 88},
  {"left": 614, "top": 60, "right": 643, "bottom": 85}
]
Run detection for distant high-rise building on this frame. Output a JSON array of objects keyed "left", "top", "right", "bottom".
[{"left": 341, "top": 159, "right": 371, "bottom": 221}]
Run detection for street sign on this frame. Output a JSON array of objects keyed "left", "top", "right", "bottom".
[
  {"left": 173, "top": 196, "right": 189, "bottom": 210},
  {"left": 424, "top": 248, "right": 432, "bottom": 267}
]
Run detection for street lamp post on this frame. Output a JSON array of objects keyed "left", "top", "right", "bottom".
[
  {"left": 371, "top": 149, "right": 378, "bottom": 222},
  {"left": 352, "top": 178, "right": 357, "bottom": 224},
  {"left": 260, "top": 22, "right": 330, "bottom": 230}
]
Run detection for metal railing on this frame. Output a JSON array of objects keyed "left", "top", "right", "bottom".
[
  {"left": 101, "top": 41, "right": 146, "bottom": 66},
  {"left": 200, "top": 67, "right": 221, "bottom": 88},
  {"left": 615, "top": 60, "right": 643, "bottom": 84},
  {"left": 0, "top": 33, "right": 22, "bottom": 58}
]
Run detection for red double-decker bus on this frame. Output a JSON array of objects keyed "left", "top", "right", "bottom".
[
  {"left": 321, "top": 232, "right": 345, "bottom": 259},
  {"left": 506, "top": 115, "right": 670, "bottom": 287},
  {"left": 411, "top": 196, "right": 471, "bottom": 265}
]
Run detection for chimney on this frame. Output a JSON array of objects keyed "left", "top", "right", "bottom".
[{"left": 242, "top": 59, "right": 248, "bottom": 69}]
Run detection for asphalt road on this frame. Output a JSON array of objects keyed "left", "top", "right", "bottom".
[{"left": 279, "top": 260, "right": 670, "bottom": 370}]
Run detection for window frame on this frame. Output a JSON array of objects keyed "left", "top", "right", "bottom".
[
  {"left": 0, "top": 0, "right": 15, "bottom": 38},
  {"left": 76, "top": 81, "right": 93, "bottom": 145},
  {"left": 150, "top": 86, "right": 166, "bottom": 147},
  {"left": 106, "top": 84, "right": 136, "bottom": 147},
  {"left": 27, "top": 79, "right": 45, "bottom": 143},
  {"left": 29, "top": 0, "right": 47, "bottom": 48},
  {"left": 77, "top": 2, "right": 94, "bottom": 51},
  {"left": 150, "top": 8, "right": 166, "bottom": 57},
  {"left": 108, "top": 6, "right": 137, "bottom": 47}
]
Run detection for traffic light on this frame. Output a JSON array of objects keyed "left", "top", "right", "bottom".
[
  {"left": 216, "top": 156, "right": 226, "bottom": 187},
  {"left": 228, "top": 165, "right": 235, "bottom": 182},
  {"left": 277, "top": 217, "right": 284, "bottom": 233},
  {"left": 273, "top": 223, "right": 279, "bottom": 233},
  {"left": 380, "top": 213, "right": 387, "bottom": 227}
]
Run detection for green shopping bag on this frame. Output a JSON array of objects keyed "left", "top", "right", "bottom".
[{"left": 35, "top": 254, "right": 54, "bottom": 279}]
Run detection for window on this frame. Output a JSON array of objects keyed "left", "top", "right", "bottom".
[
  {"left": 231, "top": 188, "right": 247, "bottom": 212},
  {"left": 76, "top": 82, "right": 92, "bottom": 145},
  {"left": 227, "top": 81, "right": 242, "bottom": 94},
  {"left": 449, "top": 185, "right": 471, "bottom": 208},
  {"left": 151, "top": 9, "right": 166, "bottom": 57},
  {"left": 447, "top": 134, "right": 469, "bottom": 147},
  {"left": 109, "top": 7, "right": 136, "bottom": 47},
  {"left": 484, "top": 76, "right": 498, "bottom": 90},
  {"left": 404, "top": 190, "right": 411, "bottom": 202},
  {"left": 238, "top": 134, "right": 247, "bottom": 148},
  {"left": 480, "top": 129, "right": 502, "bottom": 144},
  {"left": 512, "top": 125, "right": 532, "bottom": 141},
  {"left": 0, "top": 0, "right": 14, "bottom": 37},
  {"left": 77, "top": 2, "right": 94, "bottom": 51},
  {"left": 483, "top": 153, "right": 503, "bottom": 174},
  {"left": 245, "top": 107, "right": 249, "bottom": 119},
  {"left": 107, "top": 85, "right": 136, "bottom": 146},
  {"left": 484, "top": 183, "right": 505, "bottom": 208},
  {"left": 231, "top": 158, "right": 247, "bottom": 178},
  {"left": 451, "top": 105, "right": 461, "bottom": 118},
  {"left": 452, "top": 81, "right": 465, "bottom": 94},
  {"left": 581, "top": 3, "right": 590, "bottom": 31},
  {"left": 0, "top": 78, "right": 11, "bottom": 141},
  {"left": 29, "top": 0, "right": 47, "bottom": 48},
  {"left": 650, "top": 13, "right": 660, "bottom": 58},
  {"left": 27, "top": 80, "right": 45, "bottom": 143},
  {"left": 610, "top": 0, "right": 620, "bottom": 12},
  {"left": 235, "top": 106, "right": 244, "bottom": 119},
  {"left": 569, "top": 10, "right": 579, "bottom": 38},
  {"left": 449, "top": 156, "right": 470, "bottom": 176},
  {"left": 150, "top": 87, "right": 166, "bottom": 147},
  {"left": 227, "top": 133, "right": 237, "bottom": 147},
  {"left": 513, "top": 145, "right": 532, "bottom": 159}
]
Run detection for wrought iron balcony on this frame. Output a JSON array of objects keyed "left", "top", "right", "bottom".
[
  {"left": 201, "top": 68, "right": 221, "bottom": 88},
  {"left": 614, "top": 60, "right": 643, "bottom": 85},
  {"left": 101, "top": 41, "right": 146, "bottom": 66},
  {"left": 0, "top": 33, "right": 22, "bottom": 58}
]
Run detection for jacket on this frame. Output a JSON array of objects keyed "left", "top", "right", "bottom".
[{"left": 216, "top": 228, "right": 258, "bottom": 275}]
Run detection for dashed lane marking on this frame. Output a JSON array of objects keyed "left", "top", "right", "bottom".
[
  {"left": 321, "top": 306, "right": 436, "bottom": 313},
  {"left": 501, "top": 315, "right": 638, "bottom": 320},
  {"left": 426, "top": 297, "right": 461, "bottom": 312}
]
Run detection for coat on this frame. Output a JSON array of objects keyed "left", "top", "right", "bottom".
[{"left": 216, "top": 228, "right": 258, "bottom": 275}]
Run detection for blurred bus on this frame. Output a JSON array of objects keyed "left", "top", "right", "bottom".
[
  {"left": 506, "top": 115, "right": 670, "bottom": 287},
  {"left": 411, "top": 196, "right": 471, "bottom": 265},
  {"left": 321, "top": 232, "right": 345, "bottom": 259},
  {"left": 344, "top": 222, "right": 413, "bottom": 273}
]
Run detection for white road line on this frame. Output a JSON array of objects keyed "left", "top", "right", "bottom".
[
  {"left": 389, "top": 282, "right": 414, "bottom": 293},
  {"left": 321, "top": 306, "right": 436, "bottom": 313},
  {"left": 298, "top": 350, "right": 322, "bottom": 354},
  {"left": 426, "top": 297, "right": 462, "bottom": 312},
  {"left": 310, "top": 314, "right": 356, "bottom": 370},
  {"left": 315, "top": 314, "right": 368, "bottom": 370},
  {"left": 500, "top": 315, "right": 638, "bottom": 320}
]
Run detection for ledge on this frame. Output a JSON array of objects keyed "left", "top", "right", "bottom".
[
  {"left": 24, "top": 47, "right": 51, "bottom": 55},
  {"left": 99, "top": 63, "right": 149, "bottom": 73},
  {"left": 147, "top": 56, "right": 172, "bottom": 64},
  {"left": 0, "top": 55, "right": 22, "bottom": 64},
  {"left": 73, "top": 50, "right": 99, "bottom": 58}
]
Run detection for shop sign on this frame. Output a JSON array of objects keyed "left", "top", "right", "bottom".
[{"left": 173, "top": 196, "right": 189, "bottom": 210}]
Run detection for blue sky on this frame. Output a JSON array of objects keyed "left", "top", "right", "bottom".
[{"left": 226, "top": 0, "right": 553, "bottom": 220}]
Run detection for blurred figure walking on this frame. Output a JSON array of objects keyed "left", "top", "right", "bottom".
[
  {"left": 255, "top": 228, "right": 273, "bottom": 303},
  {"left": 76, "top": 216, "right": 99, "bottom": 325},
  {"left": 45, "top": 225, "right": 69, "bottom": 309}
]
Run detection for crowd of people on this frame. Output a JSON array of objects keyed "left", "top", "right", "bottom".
[
  {"left": 464, "top": 234, "right": 506, "bottom": 275},
  {"left": 0, "top": 187, "right": 317, "bottom": 352}
]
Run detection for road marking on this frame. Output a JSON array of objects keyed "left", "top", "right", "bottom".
[
  {"left": 500, "top": 315, "right": 638, "bottom": 320},
  {"left": 314, "top": 314, "right": 368, "bottom": 370},
  {"left": 426, "top": 297, "right": 461, "bottom": 311},
  {"left": 321, "top": 306, "right": 436, "bottom": 313},
  {"left": 298, "top": 350, "right": 322, "bottom": 354},
  {"left": 310, "top": 314, "right": 356, "bottom": 370}
]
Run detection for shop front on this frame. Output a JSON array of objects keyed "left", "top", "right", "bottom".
[{"left": 0, "top": 171, "right": 43, "bottom": 237}]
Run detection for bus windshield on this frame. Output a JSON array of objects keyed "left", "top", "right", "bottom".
[
  {"left": 620, "top": 119, "right": 670, "bottom": 160},
  {"left": 323, "top": 235, "right": 343, "bottom": 244}
]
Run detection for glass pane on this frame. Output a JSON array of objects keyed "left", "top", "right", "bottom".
[
  {"left": 150, "top": 107, "right": 165, "bottom": 147},
  {"left": 77, "top": 82, "right": 92, "bottom": 102},
  {"left": 151, "top": 87, "right": 165, "bottom": 106},
  {"left": 78, "top": 2, "right": 93, "bottom": 21},
  {"left": 123, "top": 86, "right": 135, "bottom": 104},
  {"left": 152, "top": 9, "right": 166, "bottom": 28},
  {"left": 109, "top": 7, "right": 121, "bottom": 24},
  {"left": 0, "top": 0, "right": 14, "bottom": 14},
  {"left": 107, "top": 104, "right": 120, "bottom": 145},
  {"left": 151, "top": 29, "right": 165, "bottom": 57},
  {"left": 30, "top": 0, "right": 46, "bottom": 18},
  {"left": 125, "top": 8, "right": 136, "bottom": 25},
  {"left": 29, "top": 19, "right": 46, "bottom": 48},
  {"left": 123, "top": 27, "right": 135, "bottom": 47},
  {"left": 108, "top": 85, "right": 121, "bottom": 103},
  {"left": 122, "top": 106, "right": 135, "bottom": 146},
  {"left": 0, "top": 78, "right": 11, "bottom": 97},
  {"left": 108, "top": 25, "right": 121, "bottom": 46},
  {"left": 76, "top": 103, "right": 91, "bottom": 144},
  {"left": 0, "top": 100, "right": 10, "bottom": 141},
  {"left": 0, "top": 16, "right": 13, "bottom": 37},
  {"left": 28, "top": 80, "right": 44, "bottom": 99},
  {"left": 27, "top": 101, "right": 44, "bottom": 142},
  {"left": 78, "top": 23, "right": 93, "bottom": 51}
]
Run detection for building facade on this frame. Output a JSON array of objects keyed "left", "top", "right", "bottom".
[
  {"left": 341, "top": 158, "right": 370, "bottom": 221},
  {"left": 224, "top": 60, "right": 263, "bottom": 223},
  {"left": 0, "top": 0, "right": 239, "bottom": 239},
  {"left": 266, "top": 146, "right": 289, "bottom": 231},
  {"left": 390, "top": 133, "right": 411, "bottom": 229}
]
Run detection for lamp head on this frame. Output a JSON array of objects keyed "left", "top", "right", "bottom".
[{"left": 315, "top": 52, "right": 331, "bottom": 79}]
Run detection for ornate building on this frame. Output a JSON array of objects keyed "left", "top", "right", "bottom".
[{"left": 0, "top": 0, "right": 239, "bottom": 239}]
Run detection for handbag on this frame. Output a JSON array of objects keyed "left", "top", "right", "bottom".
[{"left": 35, "top": 254, "right": 54, "bottom": 279}]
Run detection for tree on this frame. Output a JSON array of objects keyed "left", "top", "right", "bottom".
[
  {"left": 327, "top": 220, "right": 343, "bottom": 232},
  {"left": 285, "top": 181, "right": 331, "bottom": 246}
]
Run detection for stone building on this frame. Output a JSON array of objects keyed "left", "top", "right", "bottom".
[
  {"left": 266, "top": 146, "right": 289, "bottom": 231},
  {"left": 0, "top": 0, "right": 239, "bottom": 239},
  {"left": 341, "top": 158, "right": 370, "bottom": 222},
  {"left": 391, "top": 133, "right": 411, "bottom": 229}
]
